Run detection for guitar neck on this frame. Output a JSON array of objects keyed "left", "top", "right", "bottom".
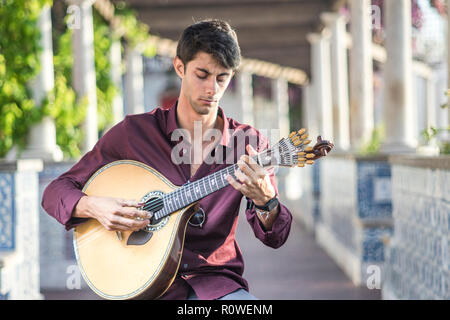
[
  {"left": 147, "top": 130, "right": 317, "bottom": 220},
  {"left": 153, "top": 163, "right": 241, "bottom": 220}
]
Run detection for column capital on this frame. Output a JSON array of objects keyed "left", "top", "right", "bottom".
[
  {"left": 320, "top": 12, "right": 347, "bottom": 26},
  {"left": 306, "top": 29, "right": 331, "bottom": 44}
]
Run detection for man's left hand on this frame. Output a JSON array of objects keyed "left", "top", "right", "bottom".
[{"left": 226, "top": 144, "right": 275, "bottom": 207}]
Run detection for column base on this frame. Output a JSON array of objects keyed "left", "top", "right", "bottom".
[
  {"left": 379, "top": 142, "right": 417, "bottom": 154},
  {"left": 20, "top": 147, "right": 64, "bottom": 162},
  {"left": 416, "top": 144, "right": 440, "bottom": 156},
  {"left": 21, "top": 117, "right": 64, "bottom": 161}
]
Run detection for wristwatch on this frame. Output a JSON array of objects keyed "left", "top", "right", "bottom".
[{"left": 254, "top": 196, "right": 279, "bottom": 212}]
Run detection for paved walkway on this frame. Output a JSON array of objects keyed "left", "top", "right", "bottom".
[
  {"left": 235, "top": 213, "right": 381, "bottom": 300},
  {"left": 42, "top": 213, "right": 380, "bottom": 300}
]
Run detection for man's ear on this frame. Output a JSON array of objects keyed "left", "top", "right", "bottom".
[{"left": 173, "top": 56, "right": 185, "bottom": 79}]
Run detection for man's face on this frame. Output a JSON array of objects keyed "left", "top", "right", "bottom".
[{"left": 174, "top": 51, "right": 234, "bottom": 116}]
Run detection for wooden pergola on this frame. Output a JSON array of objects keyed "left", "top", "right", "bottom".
[{"left": 109, "top": 0, "right": 344, "bottom": 83}]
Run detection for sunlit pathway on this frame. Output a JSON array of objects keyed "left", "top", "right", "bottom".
[
  {"left": 236, "top": 211, "right": 381, "bottom": 300},
  {"left": 42, "top": 208, "right": 381, "bottom": 300}
]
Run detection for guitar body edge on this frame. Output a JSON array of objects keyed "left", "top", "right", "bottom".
[{"left": 72, "top": 160, "right": 195, "bottom": 300}]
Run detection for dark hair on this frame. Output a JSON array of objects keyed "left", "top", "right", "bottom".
[{"left": 176, "top": 19, "right": 241, "bottom": 71}]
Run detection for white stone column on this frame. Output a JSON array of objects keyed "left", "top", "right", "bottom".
[
  {"left": 71, "top": 0, "right": 98, "bottom": 154},
  {"left": 380, "top": 0, "right": 417, "bottom": 153},
  {"left": 448, "top": 0, "right": 450, "bottom": 129},
  {"left": 303, "top": 84, "right": 320, "bottom": 139},
  {"left": 21, "top": 5, "right": 63, "bottom": 161},
  {"left": 272, "top": 77, "right": 290, "bottom": 138},
  {"left": 236, "top": 71, "right": 255, "bottom": 127},
  {"left": 302, "top": 84, "right": 313, "bottom": 131},
  {"left": 418, "top": 75, "right": 440, "bottom": 155},
  {"left": 124, "top": 47, "right": 145, "bottom": 115},
  {"left": 321, "top": 12, "right": 350, "bottom": 151},
  {"left": 307, "top": 31, "right": 334, "bottom": 142},
  {"left": 110, "top": 40, "right": 124, "bottom": 125},
  {"left": 349, "top": 0, "right": 374, "bottom": 150}
]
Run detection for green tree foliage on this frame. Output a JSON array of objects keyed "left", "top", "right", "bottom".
[
  {"left": 0, "top": 0, "right": 52, "bottom": 157},
  {"left": 0, "top": 0, "right": 154, "bottom": 159}
]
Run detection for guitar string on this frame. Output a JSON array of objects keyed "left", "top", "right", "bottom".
[
  {"left": 141, "top": 145, "right": 278, "bottom": 213},
  {"left": 141, "top": 139, "right": 307, "bottom": 215},
  {"left": 142, "top": 162, "right": 240, "bottom": 214},
  {"left": 142, "top": 136, "right": 310, "bottom": 215}
]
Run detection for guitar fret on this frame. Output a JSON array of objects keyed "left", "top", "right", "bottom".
[
  {"left": 208, "top": 176, "right": 213, "bottom": 192},
  {"left": 180, "top": 189, "right": 187, "bottom": 207},
  {"left": 194, "top": 182, "right": 201, "bottom": 198},
  {"left": 165, "top": 197, "right": 172, "bottom": 213},
  {"left": 203, "top": 177, "right": 211, "bottom": 194},
  {"left": 173, "top": 191, "right": 181, "bottom": 210},
  {"left": 186, "top": 186, "right": 193, "bottom": 203},
  {"left": 211, "top": 175, "right": 218, "bottom": 191},
  {"left": 219, "top": 171, "right": 226, "bottom": 187},
  {"left": 147, "top": 138, "right": 305, "bottom": 224},
  {"left": 200, "top": 180, "right": 207, "bottom": 198},
  {"left": 159, "top": 164, "right": 245, "bottom": 219}
]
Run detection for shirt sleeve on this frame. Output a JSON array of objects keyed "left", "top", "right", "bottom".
[
  {"left": 244, "top": 130, "right": 293, "bottom": 249},
  {"left": 41, "top": 119, "right": 129, "bottom": 230},
  {"left": 244, "top": 173, "right": 293, "bottom": 249}
]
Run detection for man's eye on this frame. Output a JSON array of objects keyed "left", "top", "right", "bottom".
[{"left": 197, "top": 74, "right": 207, "bottom": 79}]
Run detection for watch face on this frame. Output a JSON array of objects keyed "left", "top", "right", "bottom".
[{"left": 267, "top": 198, "right": 279, "bottom": 211}]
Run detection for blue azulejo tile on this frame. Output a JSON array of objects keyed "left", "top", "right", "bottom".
[
  {"left": 361, "top": 228, "right": 393, "bottom": 262},
  {"left": 357, "top": 161, "right": 392, "bottom": 220},
  {"left": 0, "top": 173, "right": 15, "bottom": 251},
  {"left": 0, "top": 292, "right": 9, "bottom": 300},
  {"left": 312, "top": 160, "right": 320, "bottom": 194}
]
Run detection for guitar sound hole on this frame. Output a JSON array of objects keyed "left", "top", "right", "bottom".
[
  {"left": 140, "top": 194, "right": 167, "bottom": 231},
  {"left": 143, "top": 196, "right": 164, "bottom": 219}
]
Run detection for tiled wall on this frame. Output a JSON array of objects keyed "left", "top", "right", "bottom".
[
  {"left": 0, "top": 173, "right": 15, "bottom": 251},
  {"left": 0, "top": 161, "right": 43, "bottom": 299},
  {"left": 316, "top": 155, "right": 393, "bottom": 287},
  {"left": 38, "top": 161, "right": 85, "bottom": 290},
  {"left": 383, "top": 162, "right": 449, "bottom": 300}
]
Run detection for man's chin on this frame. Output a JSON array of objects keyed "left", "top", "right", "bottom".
[{"left": 194, "top": 102, "right": 217, "bottom": 115}]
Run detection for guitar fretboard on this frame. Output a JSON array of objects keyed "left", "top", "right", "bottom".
[{"left": 153, "top": 163, "right": 240, "bottom": 220}]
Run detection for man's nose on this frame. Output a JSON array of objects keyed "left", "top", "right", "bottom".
[{"left": 205, "top": 78, "right": 219, "bottom": 95}]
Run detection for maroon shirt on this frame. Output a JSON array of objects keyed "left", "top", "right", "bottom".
[{"left": 41, "top": 102, "right": 293, "bottom": 300}]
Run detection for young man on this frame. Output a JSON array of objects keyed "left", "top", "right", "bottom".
[{"left": 42, "top": 19, "right": 320, "bottom": 300}]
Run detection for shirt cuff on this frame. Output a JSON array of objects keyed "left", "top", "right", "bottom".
[
  {"left": 58, "top": 190, "right": 89, "bottom": 230},
  {"left": 245, "top": 198, "right": 292, "bottom": 248}
]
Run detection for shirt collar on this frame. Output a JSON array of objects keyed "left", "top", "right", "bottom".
[{"left": 165, "top": 100, "right": 232, "bottom": 148}]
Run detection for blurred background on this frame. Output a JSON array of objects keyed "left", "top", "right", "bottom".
[{"left": 0, "top": 0, "right": 448, "bottom": 300}]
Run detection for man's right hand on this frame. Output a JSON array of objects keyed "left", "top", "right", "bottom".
[{"left": 73, "top": 196, "right": 151, "bottom": 231}]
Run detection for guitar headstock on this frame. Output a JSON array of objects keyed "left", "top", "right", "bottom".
[
  {"left": 255, "top": 128, "right": 334, "bottom": 168},
  {"left": 286, "top": 128, "right": 315, "bottom": 167}
]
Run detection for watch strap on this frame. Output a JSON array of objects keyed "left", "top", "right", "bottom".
[{"left": 254, "top": 196, "right": 279, "bottom": 212}]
